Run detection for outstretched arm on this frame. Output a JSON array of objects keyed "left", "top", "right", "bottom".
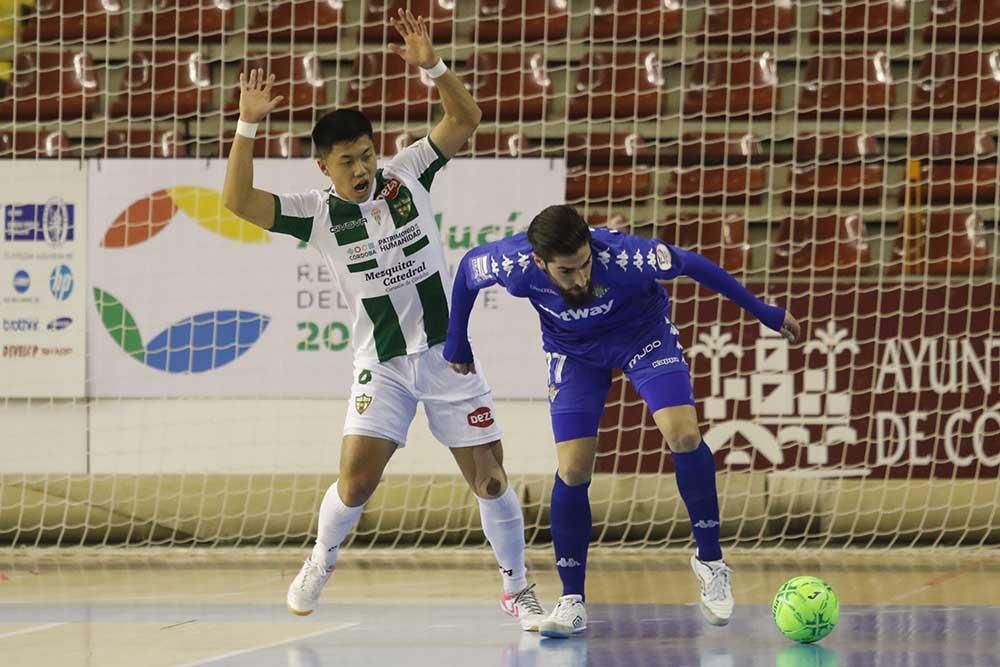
[
  {"left": 667, "top": 246, "right": 801, "bottom": 343},
  {"left": 443, "top": 252, "right": 492, "bottom": 374},
  {"left": 389, "top": 10, "right": 481, "bottom": 159}
]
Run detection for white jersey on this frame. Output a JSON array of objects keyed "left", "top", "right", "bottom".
[{"left": 271, "top": 138, "right": 451, "bottom": 363}]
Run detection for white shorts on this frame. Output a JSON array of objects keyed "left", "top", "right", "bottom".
[{"left": 343, "top": 344, "right": 503, "bottom": 448}]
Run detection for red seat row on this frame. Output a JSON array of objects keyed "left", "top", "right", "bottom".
[
  {"left": 3, "top": 49, "right": 998, "bottom": 121},
  {"left": 20, "top": 1, "right": 1000, "bottom": 44}
]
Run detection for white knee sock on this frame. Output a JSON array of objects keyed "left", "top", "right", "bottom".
[
  {"left": 478, "top": 486, "right": 529, "bottom": 594},
  {"left": 310, "top": 481, "right": 365, "bottom": 569}
]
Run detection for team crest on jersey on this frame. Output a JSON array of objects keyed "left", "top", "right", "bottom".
[
  {"left": 355, "top": 393, "right": 373, "bottom": 414},
  {"left": 548, "top": 384, "right": 560, "bottom": 403},
  {"left": 593, "top": 284, "right": 608, "bottom": 298}
]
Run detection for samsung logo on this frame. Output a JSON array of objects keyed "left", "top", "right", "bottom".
[{"left": 47, "top": 317, "right": 73, "bottom": 331}]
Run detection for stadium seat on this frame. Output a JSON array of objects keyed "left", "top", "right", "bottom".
[
  {"left": 911, "top": 50, "right": 1000, "bottom": 118},
  {"left": 373, "top": 131, "right": 415, "bottom": 158},
  {"left": 471, "top": 0, "right": 569, "bottom": 42},
  {"left": 0, "top": 51, "right": 99, "bottom": 121},
  {"left": 903, "top": 131, "right": 998, "bottom": 204},
  {"left": 109, "top": 51, "right": 213, "bottom": 119},
  {"left": 682, "top": 51, "right": 780, "bottom": 117},
  {"left": 104, "top": 128, "right": 189, "bottom": 158},
  {"left": 465, "top": 52, "right": 550, "bottom": 121},
  {"left": 812, "top": 0, "right": 910, "bottom": 44},
  {"left": 246, "top": 0, "right": 343, "bottom": 42},
  {"left": 566, "top": 165, "right": 654, "bottom": 203},
  {"left": 0, "top": 128, "right": 72, "bottom": 158},
  {"left": 343, "top": 53, "right": 435, "bottom": 122},
  {"left": 229, "top": 53, "right": 328, "bottom": 121},
  {"left": 565, "top": 131, "right": 654, "bottom": 166},
  {"left": 657, "top": 213, "right": 751, "bottom": 273},
  {"left": 797, "top": 51, "right": 895, "bottom": 119},
  {"left": 771, "top": 214, "right": 873, "bottom": 274},
  {"left": 785, "top": 133, "right": 885, "bottom": 205},
  {"left": 889, "top": 212, "right": 990, "bottom": 275},
  {"left": 587, "top": 0, "right": 683, "bottom": 41},
  {"left": 132, "top": 0, "right": 232, "bottom": 41},
  {"left": 362, "top": 0, "right": 454, "bottom": 44},
  {"left": 457, "top": 132, "right": 538, "bottom": 158},
  {"left": 923, "top": 0, "right": 1000, "bottom": 42},
  {"left": 699, "top": 0, "right": 796, "bottom": 44},
  {"left": 19, "top": 0, "right": 124, "bottom": 42},
  {"left": 662, "top": 135, "right": 766, "bottom": 204},
  {"left": 568, "top": 51, "right": 664, "bottom": 119},
  {"left": 220, "top": 131, "right": 307, "bottom": 158}
]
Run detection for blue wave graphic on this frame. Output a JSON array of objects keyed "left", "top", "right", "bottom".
[{"left": 144, "top": 310, "right": 270, "bottom": 373}]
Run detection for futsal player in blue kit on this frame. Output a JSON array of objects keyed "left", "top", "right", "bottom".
[{"left": 444, "top": 205, "right": 801, "bottom": 638}]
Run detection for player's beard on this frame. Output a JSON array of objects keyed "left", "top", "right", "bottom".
[{"left": 559, "top": 282, "right": 596, "bottom": 307}]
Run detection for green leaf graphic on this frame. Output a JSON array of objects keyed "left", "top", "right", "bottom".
[{"left": 93, "top": 287, "right": 146, "bottom": 363}]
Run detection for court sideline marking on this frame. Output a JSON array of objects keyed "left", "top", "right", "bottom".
[
  {"left": 0, "top": 622, "right": 66, "bottom": 640},
  {"left": 174, "top": 621, "right": 360, "bottom": 666}
]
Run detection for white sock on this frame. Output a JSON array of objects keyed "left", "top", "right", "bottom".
[
  {"left": 310, "top": 481, "right": 365, "bottom": 569},
  {"left": 478, "top": 486, "right": 529, "bottom": 594}
]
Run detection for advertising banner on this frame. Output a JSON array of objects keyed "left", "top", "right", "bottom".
[
  {"left": 0, "top": 163, "right": 87, "bottom": 397},
  {"left": 88, "top": 158, "right": 562, "bottom": 398}
]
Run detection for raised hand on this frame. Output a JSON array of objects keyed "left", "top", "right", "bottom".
[
  {"left": 781, "top": 311, "right": 802, "bottom": 343},
  {"left": 238, "top": 68, "right": 285, "bottom": 123},
  {"left": 388, "top": 9, "right": 438, "bottom": 69}
]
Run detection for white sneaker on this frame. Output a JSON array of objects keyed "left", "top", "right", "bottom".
[
  {"left": 690, "top": 553, "right": 734, "bottom": 626},
  {"left": 501, "top": 583, "right": 547, "bottom": 632},
  {"left": 539, "top": 594, "right": 587, "bottom": 638},
  {"left": 287, "top": 558, "right": 334, "bottom": 616}
]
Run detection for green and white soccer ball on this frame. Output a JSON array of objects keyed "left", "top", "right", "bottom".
[{"left": 772, "top": 576, "right": 840, "bottom": 644}]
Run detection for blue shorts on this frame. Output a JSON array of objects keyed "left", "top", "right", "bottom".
[{"left": 545, "top": 318, "right": 695, "bottom": 443}]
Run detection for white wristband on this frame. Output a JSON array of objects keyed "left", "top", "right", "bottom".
[
  {"left": 236, "top": 120, "right": 258, "bottom": 139},
  {"left": 421, "top": 59, "right": 447, "bottom": 79}
]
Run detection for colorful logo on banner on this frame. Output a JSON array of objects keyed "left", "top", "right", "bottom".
[
  {"left": 100, "top": 187, "right": 272, "bottom": 248},
  {"left": 95, "top": 187, "right": 270, "bottom": 373},
  {"left": 49, "top": 264, "right": 74, "bottom": 300}
]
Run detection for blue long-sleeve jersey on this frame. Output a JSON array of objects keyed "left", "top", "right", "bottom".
[{"left": 444, "top": 227, "right": 785, "bottom": 364}]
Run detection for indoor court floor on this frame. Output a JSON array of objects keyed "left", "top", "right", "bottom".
[{"left": 0, "top": 549, "right": 997, "bottom": 666}]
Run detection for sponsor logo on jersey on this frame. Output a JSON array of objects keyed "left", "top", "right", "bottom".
[
  {"left": 555, "top": 557, "right": 581, "bottom": 568},
  {"left": 656, "top": 243, "right": 672, "bottom": 271},
  {"left": 347, "top": 242, "right": 377, "bottom": 262},
  {"left": 470, "top": 254, "right": 493, "bottom": 284},
  {"left": 378, "top": 224, "right": 421, "bottom": 253},
  {"left": 467, "top": 406, "right": 494, "bottom": 428},
  {"left": 529, "top": 284, "right": 559, "bottom": 296},
  {"left": 3, "top": 199, "right": 75, "bottom": 245},
  {"left": 628, "top": 340, "right": 662, "bottom": 369},
  {"left": 46, "top": 317, "right": 73, "bottom": 331},
  {"left": 49, "top": 264, "right": 74, "bottom": 301},
  {"left": 593, "top": 283, "right": 608, "bottom": 298},
  {"left": 355, "top": 393, "right": 373, "bottom": 414},
  {"left": 652, "top": 356, "right": 681, "bottom": 369},
  {"left": 537, "top": 300, "right": 614, "bottom": 322},
  {"left": 364, "top": 259, "right": 428, "bottom": 289},
  {"left": 378, "top": 178, "right": 402, "bottom": 201},
  {"left": 330, "top": 216, "right": 367, "bottom": 235},
  {"left": 13, "top": 270, "right": 30, "bottom": 294},
  {"left": 548, "top": 384, "right": 560, "bottom": 403},
  {"left": 358, "top": 369, "right": 372, "bottom": 385},
  {"left": 2, "top": 318, "right": 39, "bottom": 332}
]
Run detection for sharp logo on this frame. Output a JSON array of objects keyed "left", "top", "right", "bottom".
[
  {"left": 538, "top": 300, "right": 614, "bottom": 322},
  {"left": 555, "top": 557, "right": 581, "bottom": 568}
]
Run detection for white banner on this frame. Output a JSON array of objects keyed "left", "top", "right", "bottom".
[
  {"left": 88, "top": 158, "right": 562, "bottom": 398},
  {"left": 1, "top": 163, "right": 87, "bottom": 398}
]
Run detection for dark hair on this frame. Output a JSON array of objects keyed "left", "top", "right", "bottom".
[
  {"left": 527, "top": 205, "right": 591, "bottom": 262},
  {"left": 311, "top": 109, "right": 374, "bottom": 157}
]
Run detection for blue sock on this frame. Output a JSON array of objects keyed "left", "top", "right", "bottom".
[
  {"left": 550, "top": 473, "right": 591, "bottom": 599},
  {"left": 673, "top": 441, "right": 723, "bottom": 562}
]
